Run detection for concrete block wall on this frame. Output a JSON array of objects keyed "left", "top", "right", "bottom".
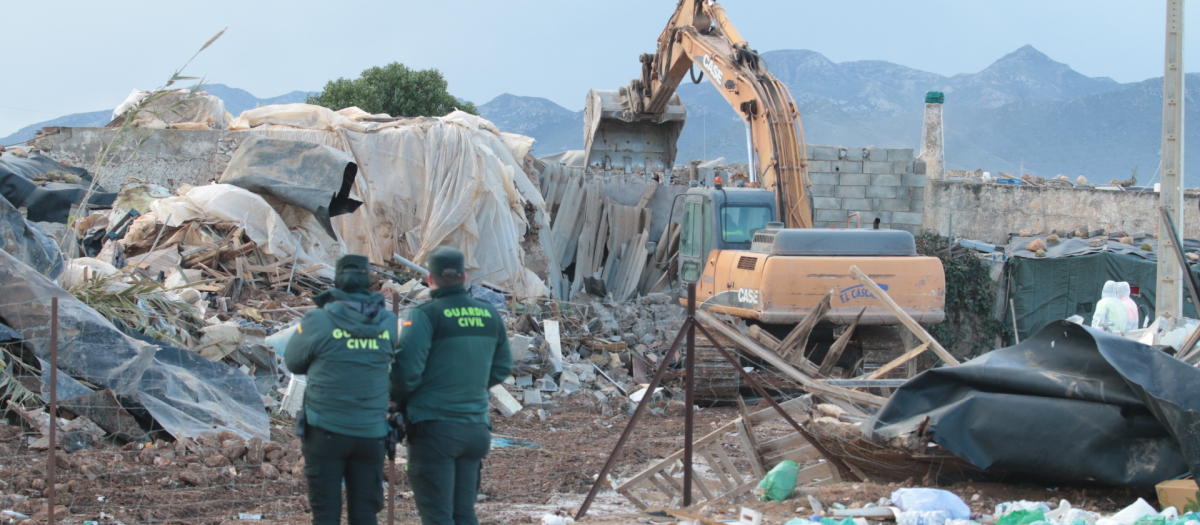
[{"left": 806, "top": 145, "right": 926, "bottom": 233}]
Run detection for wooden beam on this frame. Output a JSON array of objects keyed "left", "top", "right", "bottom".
[
  {"left": 820, "top": 308, "right": 864, "bottom": 376},
  {"left": 735, "top": 396, "right": 763, "bottom": 478},
  {"left": 778, "top": 290, "right": 833, "bottom": 362},
  {"left": 849, "top": 266, "right": 960, "bottom": 366},
  {"left": 695, "top": 309, "right": 886, "bottom": 407},
  {"left": 747, "top": 324, "right": 782, "bottom": 350},
  {"left": 860, "top": 343, "right": 930, "bottom": 381}
]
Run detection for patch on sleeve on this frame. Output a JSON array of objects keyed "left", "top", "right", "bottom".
[
  {"left": 402, "top": 320, "right": 413, "bottom": 327},
  {"left": 297, "top": 324, "right": 303, "bottom": 334}
]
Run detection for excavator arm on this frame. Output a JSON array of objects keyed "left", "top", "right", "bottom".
[{"left": 625, "top": 0, "right": 812, "bottom": 228}]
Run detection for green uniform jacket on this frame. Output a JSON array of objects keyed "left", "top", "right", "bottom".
[
  {"left": 391, "top": 285, "right": 512, "bottom": 427},
  {"left": 285, "top": 291, "right": 398, "bottom": 438}
]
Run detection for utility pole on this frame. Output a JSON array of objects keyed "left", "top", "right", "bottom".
[{"left": 1159, "top": 0, "right": 1186, "bottom": 320}]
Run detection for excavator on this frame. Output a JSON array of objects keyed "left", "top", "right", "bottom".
[{"left": 584, "top": 0, "right": 946, "bottom": 401}]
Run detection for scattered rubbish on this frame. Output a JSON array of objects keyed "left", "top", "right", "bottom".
[
  {"left": 757, "top": 460, "right": 800, "bottom": 502},
  {"left": 489, "top": 437, "right": 538, "bottom": 449},
  {"left": 0, "top": 151, "right": 116, "bottom": 223},
  {"left": 1156, "top": 478, "right": 1200, "bottom": 514},
  {"left": 237, "top": 513, "right": 263, "bottom": 520}
]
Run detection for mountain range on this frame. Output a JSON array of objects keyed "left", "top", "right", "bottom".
[
  {"left": 480, "top": 45, "right": 1199, "bottom": 187},
  {"left": 6, "top": 47, "right": 1195, "bottom": 186},
  {"left": 1, "top": 84, "right": 312, "bottom": 146}
]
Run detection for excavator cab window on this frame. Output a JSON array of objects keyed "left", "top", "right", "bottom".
[
  {"left": 679, "top": 198, "right": 713, "bottom": 283},
  {"left": 721, "top": 204, "right": 772, "bottom": 244}
]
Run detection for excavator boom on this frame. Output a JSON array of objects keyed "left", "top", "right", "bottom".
[{"left": 584, "top": 0, "right": 812, "bottom": 227}]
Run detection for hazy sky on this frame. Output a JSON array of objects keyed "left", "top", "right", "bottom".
[{"left": 0, "top": 0, "right": 1193, "bottom": 137}]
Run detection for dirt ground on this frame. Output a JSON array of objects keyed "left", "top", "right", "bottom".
[{"left": 0, "top": 398, "right": 1154, "bottom": 525}]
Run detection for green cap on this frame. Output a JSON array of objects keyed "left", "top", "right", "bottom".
[
  {"left": 335, "top": 254, "right": 371, "bottom": 293},
  {"left": 427, "top": 246, "right": 465, "bottom": 278},
  {"left": 925, "top": 91, "right": 945, "bottom": 104}
]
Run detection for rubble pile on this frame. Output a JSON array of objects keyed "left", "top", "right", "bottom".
[{"left": 490, "top": 293, "right": 687, "bottom": 418}]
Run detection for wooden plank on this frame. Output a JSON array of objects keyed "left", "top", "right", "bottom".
[
  {"left": 657, "top": 470, "right": 684, "bottom": 493},
  {"left": 711, "top": 444, "right": 744, "bottom": 488},
  {"left": 820, "top": 308, "right": 864, "bottom": 376},
  {"left": 699, "top": 446, "right": 736, "bottom": 491},
  {"left": 850, "top": 266, "right": 960, "bottom": 366},
  {"left": 691, "top": 464, "right": 717, "bottom": 500},
  {"left": 778, "top": 290, "right": 833, "bottom": 361},
  {"left": 735, "top": 397, "right": 764, "bottom": 478},
  {"left": 859, "top": 343, "right": 930, "bottom": 380},
  {"left": 636, "top": 184, "right": 657, "bottom": 209},
  {"left": 695, "top": 310, "right": 886, "bottom": 407},
  {"left": 716, "top": 477, "right": 759, "bottom": 503},
  {"left": 747, "top": 324, "right": 782, "bottom": 350},
  {"left": 647, "top": 473, "right": 676, "bottom": 498},
  {"left": 796, "top": 461, "right": 835, "bottom": 485},
  {"left": 763, "top": 445, "right": 821, "bottom": 469},
  {"left": 822, "top": 379, "right": 907, "bottom": 387},
  {"left": 619, "top": 489, "right": 649, "bottom": 510},
  {"left": 757, "top": 432, "right": 810, "bottom": 456}
]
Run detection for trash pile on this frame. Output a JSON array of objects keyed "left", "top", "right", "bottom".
[{"left": 486, "top": 293, "right": 687, "bottom": 418}]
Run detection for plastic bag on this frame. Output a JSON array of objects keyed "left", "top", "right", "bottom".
[
  {"left": 898, "top": 511, "right": 953, "bottom": 525},
  {"left": 892, "top": 488, "right": 971, "bottom": 520},
  {"left": 756, "top": 460, "right": 799, "bottom": 502},
  {"left": 998, "top": 509, "right": 1046, "bottom": 525}
]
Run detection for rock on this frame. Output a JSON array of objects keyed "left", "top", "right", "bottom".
[
  {"left": 1142, "top": 243, "right": 1154, "bottom": 251},
  {"left": 291, "top": 459, "right": 306, "bottom": 477},
  {"left": 621, "top": 333, "right": 639, "bottom": 347},
  {"left": 1046, "top": 234, "right": 1060, "bottom": 244},
  {"left": 265, "top": 449, "right": 286, "bottom": 464},
  {"left": 559, "top": 370, "right": 582, "bottom": 394},
  {"left": 1189, "top": 252, "right": 1200, "bottom": 262},
  {"left": 1077, "top": 176, "right": 1089, "bottom": 186},
  {"left": 179, "top": 471, "right": 208, "bottom": 487},
  {"left": 261, "top": 463, "right": 280, "bottom": 480},
  {"left": 1119, "top": 236, "right": 1134, "bottom": 246},
  {"left": 204, "top": 454, "right": 231, "bottom": 468},
  {"left": 535, "top": 377, "right": 558, "bottom": 392},
  {"left": 246, "top": 437, "right": 264, "bottom": 465},
  {"left": 1025, "top": 238, "right": 1046, "bottom": 252},
  {"left": 524, "top": 389, "right": 544, "bottom": 406},
  {"left": 1035, "top": 249, "right": 1046, "bottom": 258}
]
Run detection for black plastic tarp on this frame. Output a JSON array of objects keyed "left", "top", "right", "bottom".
[
  {"left": 0, "top": 194, "right": 63, "bottom": 278},
  {"left": 0, "top": 152, "right": 116, "bottom": 223},
  {"left": 865, "top": 321, "right": 1200, "bottom": 489},
  {"left": 1006, "top": 251, "right": 1200, "bottom": 342},
  {"left": 0, "top": 249, "right": 268, "bottom": 440},
  {"left": 218, "top": 135, "right": 361, "bottom": 239}
]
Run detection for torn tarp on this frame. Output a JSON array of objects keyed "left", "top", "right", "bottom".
[
  {"left": 0, "top": 194, "right": 63, "bottom": 278},
  {"left": 0, "top": 249, "right": 268, "bottom": 440},
  {"left": 218, "top": 135, "right": 362, "bottom": 239},
  {"left": 0, "top": 152, "right": 116, "bottom": 223},
  {"left": 866, "top": 321, "right": 1200, "bottom": 489}
]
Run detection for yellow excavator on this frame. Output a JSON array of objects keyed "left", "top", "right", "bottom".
[{"left": 585, "top": 0, "right": 946, "bottom": 400}]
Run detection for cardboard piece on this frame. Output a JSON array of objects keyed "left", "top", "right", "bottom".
[{"left": 1157, "top": 478, "right": 1200, "bottom": 514}]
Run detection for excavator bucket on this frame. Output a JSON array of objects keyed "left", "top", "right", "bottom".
[{"left": 582, "top": 88, "right": 687, "bottom": 173}]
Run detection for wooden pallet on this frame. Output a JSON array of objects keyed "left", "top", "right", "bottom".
[{"left": 614, "top": 397, "right": 839, "bottom": 509}]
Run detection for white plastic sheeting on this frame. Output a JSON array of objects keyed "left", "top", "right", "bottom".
[
  {"left": 114, "top": 89, "right": 231, "bottom": 130},
  {"left": 232, "top": 104, "right": 554, "bottom": 297},
  {"left": 149, "top": 184, "right": 340, "bottom": 279}
]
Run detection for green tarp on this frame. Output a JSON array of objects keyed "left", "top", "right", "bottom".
[{"left": 1006, "top": 251, "right": 1200, "bottom": 342}]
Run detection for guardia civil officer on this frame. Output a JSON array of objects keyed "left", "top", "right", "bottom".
[
  {"left": 285, "top": 254, "right": 399, "bottom": 525},
  {"left": 392, "top": 246, "right": 512, "bottom": 525}
]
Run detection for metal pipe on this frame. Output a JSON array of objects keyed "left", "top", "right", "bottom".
[
  {"left": 387, "top": 295, "right": 399, "bottom": 525},
  {"left": 575, "top": 320, "right": 693, "bottom": 520},
  {"left": 744, "top": 120, "right": 756, "bottom": 184},
  {"left": 683, "top": 283, "right": 696, "bottom": 507},
  {"left": 47, "top": 297, "right": 58, "bottom": 525},
  {"left": 693, "top": 322, "right": 862, "bottom": 482},
  {"left": 392, "top": 253, "right": 430, "bottom": 276}
]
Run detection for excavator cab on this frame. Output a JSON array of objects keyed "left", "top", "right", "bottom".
[{"left": 678, "top": 185, "right": 777, "bottom": 283}]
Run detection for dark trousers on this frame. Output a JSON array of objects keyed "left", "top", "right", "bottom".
[
  {"left": 301, "top": 425, "right": 385, "bottom": 525},
  {"left": 406, "top": 420, "right": 491, "bottom": 525}
]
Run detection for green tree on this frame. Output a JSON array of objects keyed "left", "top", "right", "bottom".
[{"left": 307, "top": 62, "right": 477, "bottom": 117}]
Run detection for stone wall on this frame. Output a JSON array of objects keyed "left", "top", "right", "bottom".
[
  {"left": 806, "top": 145, "right": 927, "bottom": 233},
  {"left": 34, "top": 127, "right": 246, "bottom": 190},
  {"left": 924, "top": 179, "right": 1200, "bottom": 243}
]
